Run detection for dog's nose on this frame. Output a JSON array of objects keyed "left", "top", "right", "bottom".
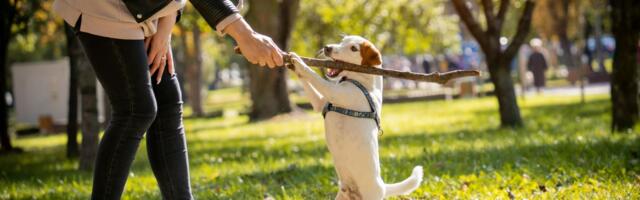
[{"left": 324, "top": 46, "right": 332, "bottom": 56}]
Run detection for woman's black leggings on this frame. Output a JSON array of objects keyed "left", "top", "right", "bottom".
[{"left": 76, "top": 31, "right": 193, "bottom": 200}]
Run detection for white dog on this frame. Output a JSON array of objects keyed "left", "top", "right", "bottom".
[{"left": 289, "top": 35, "right": 423, "bottom": 199}]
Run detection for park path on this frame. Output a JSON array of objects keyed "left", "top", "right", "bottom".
[{"left": 522, "top": 83, "right": 610, "bottom": 96}]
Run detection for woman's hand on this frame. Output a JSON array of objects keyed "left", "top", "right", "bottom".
[
  {"left": 225, "top": 19, "right": 284, "bottom": 68},
  {"left": 145, "top": 13, "right": 177, "bottom": 84}
]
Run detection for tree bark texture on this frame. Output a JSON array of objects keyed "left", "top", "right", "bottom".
[
  {"left": 244, "top": 0, "right": 300, "bottom": 121},
  {"left": 609, "top": 0, "right": 640, "bottom": 131},
  {"left": 0, "top": 0, "right": 15, "bottom": 151},
  {"left": 452, "top": 0, "right": 535, "bottom": 127},
  {"left": 64, "top": 23, "right": 79, "bottom": 158},
  {"left": 185, "top": 25, "right": 204, "bottom": 117},
  {"left": 77, "top": 47, "right": 99, "bottom": 171}
]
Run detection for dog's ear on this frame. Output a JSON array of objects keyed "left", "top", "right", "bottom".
[{"left": 360, "top": 41, "right": 382, "bottom": 66}]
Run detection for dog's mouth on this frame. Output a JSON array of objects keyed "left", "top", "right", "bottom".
[
  {"left": 318, "top": 51, "right": 343, "bottom": 78},
  {"left": 326, "top": 68, "right": 343, "bottom": 78}
]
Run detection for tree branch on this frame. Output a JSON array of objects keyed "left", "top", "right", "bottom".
[
  {"left": 503, "top": 0, "right": 535, "bottom": 61},
  {"left": 288, "top": 56, "right": 481, "bottom": 84},
  {"left": 481, "top": 0, "right": 497, "bottom": 33},
  {"left": 5, "top": 0, "right": 17, "bottom": 39},
  {"left": 235, "top": 47, "right": 480, "bottom": 84},
  {"left": 496, "top": 0, "right": 510, "bottom": 29},
  {"left": 451, "top": 0, "right": 489, "bottom": 50}
]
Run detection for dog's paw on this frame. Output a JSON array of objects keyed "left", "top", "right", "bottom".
[{"left": 289, "top": 53, "right": 311, "bottom": 75}]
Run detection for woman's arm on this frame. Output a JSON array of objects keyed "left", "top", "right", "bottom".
[
  {"left": 224, "top": 19, "right": 284, "bottom": 68},
  {"left": 189, "top": 0, "right": 284, "bottom": 68},
  {"left": 189, "top": 0, "right": 239, "bottom": 30}
]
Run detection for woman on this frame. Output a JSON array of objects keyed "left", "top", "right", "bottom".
[{"left": 52, "top": 0, "right": 283, "bottom": 199}]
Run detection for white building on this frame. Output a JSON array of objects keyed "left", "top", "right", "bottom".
[{"left": 11, "top": 58, "right": 105, "bottom": 126}]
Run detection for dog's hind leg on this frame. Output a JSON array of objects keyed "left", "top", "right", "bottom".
[
  {"left": 335, "top": 186, "right": 362, "bottom": 200},
  {"left": 357, "top": 178, "right": 384, "bottom": 200}
]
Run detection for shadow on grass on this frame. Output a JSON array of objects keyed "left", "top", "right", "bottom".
[
  {"left": 184, "top": 98, "right": 636, "bottom": 198},
  {"left": 384, "top": 132, "right": 638, "bottom": 177},
  {"left": 187, "top": 119, "right": 249, "bottom": 135},
  {"left": 0, "top": 146, "right": 92, "bottom": 185},
  {"left": 190, "top": 129, "right": 638, "bottom": 199},
  {"left": 2, "top": 96, "right": 636, "bottom": 199}
]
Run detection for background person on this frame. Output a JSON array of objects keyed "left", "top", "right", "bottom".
[{"left": 527, "top": 38, "right": 549, "bottom": 93}]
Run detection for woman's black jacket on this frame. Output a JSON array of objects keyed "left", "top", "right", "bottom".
[{"left": 122, "top": 0, "right": 239, "bottom": 30}]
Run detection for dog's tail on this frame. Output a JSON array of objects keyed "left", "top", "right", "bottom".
[{"left": 384, "top": 166, "right": 423, "bottom": 198}]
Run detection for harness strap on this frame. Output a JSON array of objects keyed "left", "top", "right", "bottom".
[{"left": 322, "top": 79, "right": 382, "bottom": 134}]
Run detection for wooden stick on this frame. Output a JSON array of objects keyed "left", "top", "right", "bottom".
[{"left": 235, "top": 47, "right": 480, "bottom": 84}]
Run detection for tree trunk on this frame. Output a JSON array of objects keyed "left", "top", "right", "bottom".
[
  {"left": 558, "top": 35, "right": 577, "bottom": 69},
  {"left": 64, "top": 24, "right": 80, "bottom": 158},
  {"left": 550, "top": 0, "right": 578, "bottom": 70},
  {"left": 0, "top": 0, "right": 14, "bottom": 152},
  {"left": 0, "top": 38, "right": 11, "bottom": 152},
  {"left": 451, "top": 0, "right": 533, "bottom": 127},
  {"left": 610, "top": 0, "right": 640, "bottom": 131},
  {"left": 244, "top": 0, "right": 299, "bottom": 121},
  {"left": 489, "top": 57, "right": 523, "bottom": 127},
  {"left": 185, "top": 26, "right": 204, "bottom": 117},
  {"left": 77, "top": 48, "right": 99, "bottom": 171}
]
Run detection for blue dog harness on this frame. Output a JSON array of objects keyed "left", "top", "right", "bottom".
[{"left": 322, "top": 79, "right": 382, "bottom": 135}]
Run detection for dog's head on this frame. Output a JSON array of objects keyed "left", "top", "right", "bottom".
[{"left": 321, "top": 35, "right": 382, "bottom": 80}]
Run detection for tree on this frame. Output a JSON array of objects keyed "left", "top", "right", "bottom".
[
  {"left": 244, "top": 0, "right": 300, "bottom": 120},
  {"left": 532, "top": 0, "right": 586, "bottom": 71},
  {"left": 185, "top": 25, "right": 204, "bottom": 117},
  {"left": 0, "top": 0, "right": 16, "bottom": 152},
  {"left": 176, "top": 3, "right": 218, "bottom": 118},
  {"left": 77, "top": 50, "right": 99, "bottom": 171},
  {"left": 1, "top": 0, "right": 41, "bottom": 152},
  {"left": 291, "top": 0, "right": 460, "bottom": 56},
  {"left": 609, "top": 0, "right": 640, "bottom": 131},
  {"left": 548, "top": 0, "right": 580, "bottom": 71},
  {"left": 64, "top": 24, "right": 79, "bottom": 158},
  {"left": 452, "top": 0, "right": 536, "bottom": 127}
]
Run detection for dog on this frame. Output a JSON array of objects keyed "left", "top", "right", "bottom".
[{"left": 289, "top": 35, "right": 423, "bottom": 199}]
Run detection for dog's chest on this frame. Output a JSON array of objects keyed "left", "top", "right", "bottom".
[
  {"left": 323, "top": 97, "right": 381, "bottom": 145},
  {"left": 322, "top": 78, "right": 383, "bottom": 144}
]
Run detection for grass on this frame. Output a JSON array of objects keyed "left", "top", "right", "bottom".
[{"left": 1, "top": 93, "right": 639, "bottom": 199}]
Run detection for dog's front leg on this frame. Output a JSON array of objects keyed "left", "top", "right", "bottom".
[
  {"left": 288, "top": 54, "right": 327, "bottom": 112},
  {"left": 290, "top": 53, "right": 354, "bottom": 107},
  {"left": 299, "top": 81, "right": 326, "bottom": 112}
]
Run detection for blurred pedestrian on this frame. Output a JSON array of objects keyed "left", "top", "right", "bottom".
[
  {"left": 527, "top": 38, "right": 549, "bottom": 93},
  {"left": 445, "top": 53, "right": 461, "bottom": 70},
  {"left": 422, "top": 54, "right": 433, "bottom": 73}
]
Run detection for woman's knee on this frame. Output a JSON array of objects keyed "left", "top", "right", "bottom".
[
  {"left": 131, "top": 99, "right": 158, "bottom": 127},
  {"left": 110, "top": 96, "right": 158, "bottom": 129}
]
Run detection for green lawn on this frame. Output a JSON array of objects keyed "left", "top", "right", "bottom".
[{"left": 1, "top": 94, "right": 638, "bottom": 199}]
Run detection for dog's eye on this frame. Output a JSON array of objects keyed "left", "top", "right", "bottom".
[{"left": 350, "top": 46, "right": 358, "bottom": 52}]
